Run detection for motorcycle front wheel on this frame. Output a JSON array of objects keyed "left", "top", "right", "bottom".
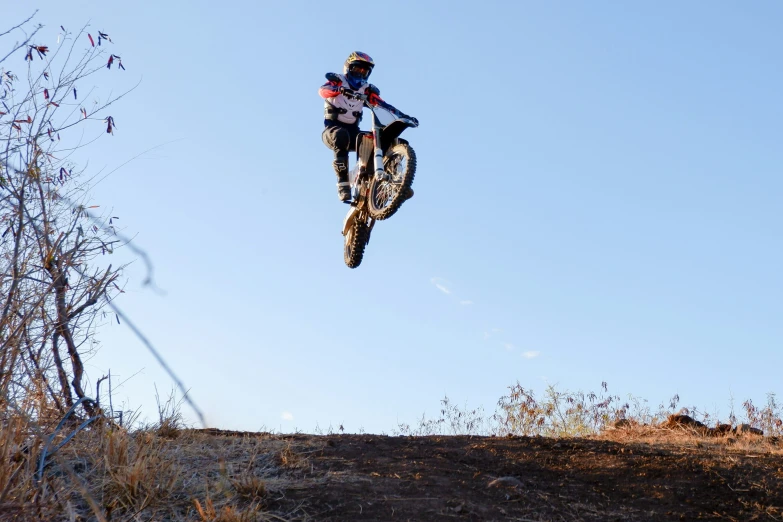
[
  {"left": 344, "top": 217, "right": 369, "bottom": 268},
  {"left": 367, "top": 140, "right": 416, "bottom": 221}
]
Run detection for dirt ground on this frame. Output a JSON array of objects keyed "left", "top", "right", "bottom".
[{"left": 200, "top": 428, "right": 783, "bottom": 522}]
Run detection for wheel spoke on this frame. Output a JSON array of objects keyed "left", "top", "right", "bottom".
[
  {"left": 373, "top": 152, "right": 407, "bottom": 209},
  {"left": 372, "top": 182, "right": 389, "bottom": 209}
]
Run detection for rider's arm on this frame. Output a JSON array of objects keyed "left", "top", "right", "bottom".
[
  {"left": 366, "top": 83, "right": 383, "bottom": 106},
  {"left": 365, "top": 84, "right": 419, "bottom": 125},
  {"left": 319, "top": 73, "right": 342, "bottom": 99},
  {"left": 369, "top": 93, "right": 397, "bottom": 113},
  {"left": 370, "top": 91, "right": 418, "bottom": 125},
  {"left": 319, "top": 81, "right": 340, "bottom": 99},
  {"left": 365, "top": 84, "right": 401, "bottom": 114}
]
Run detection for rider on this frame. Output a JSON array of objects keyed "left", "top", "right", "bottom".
[{"left": 319, "top": 51, "right": 414, "bottom": 203}]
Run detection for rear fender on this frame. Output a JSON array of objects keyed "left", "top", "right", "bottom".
[{"left": 342, "top": 207, "right": 358, "bottom": 236}]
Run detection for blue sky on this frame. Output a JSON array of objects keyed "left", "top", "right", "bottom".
[{"left": 5, "top": 1, "right": 782, "bottom": 432}]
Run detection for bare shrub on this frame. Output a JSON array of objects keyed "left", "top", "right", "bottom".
[
  {"left": 394, "top": 396, "right": 491, "bottom": 436},
  {"left": 494, "top": 382, "right": 625, "bottom": 437},
  {"left": 742, "top": 393, "right": 783, "bottom": 437},
  {"left": 396, "top": 383, "right": 779, "bottom": 441},
  {"left": 1, "top": 14, "right": 133, "bottom": 417}
]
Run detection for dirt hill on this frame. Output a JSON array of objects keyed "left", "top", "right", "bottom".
[
  {"left": 195, "top": 427, "right": 782, "bottom": 521},
  {"left": 4, "top": 425, "right": 782, "bottom": 521}
]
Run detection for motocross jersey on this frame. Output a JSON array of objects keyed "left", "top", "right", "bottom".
[{"left": 320, "top": 73, "right": 370, "bottom": 126}]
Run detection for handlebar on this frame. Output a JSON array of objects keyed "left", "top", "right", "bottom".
[{"left": 339, "top": 87, "right": 368, "bottom": 101}]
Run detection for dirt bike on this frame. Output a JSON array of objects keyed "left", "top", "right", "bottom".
[{"left": 340, "top": 89, "right": 419, "bottom": 268}]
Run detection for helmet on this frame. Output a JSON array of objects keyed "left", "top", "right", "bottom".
[{"left": 343, "top": 51, "right": 374, "bottom": 89}]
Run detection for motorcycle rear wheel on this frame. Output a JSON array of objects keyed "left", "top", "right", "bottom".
[
  {"left": 344, "top": 217, "right": 369, "bottom": 268},
  {"left": 367, "top": 141, "right": 416, "bottom": 221}
]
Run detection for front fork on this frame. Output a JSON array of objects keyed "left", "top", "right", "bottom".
[{"left": 372, "top": 125, "right": 388, "bottom": 182}]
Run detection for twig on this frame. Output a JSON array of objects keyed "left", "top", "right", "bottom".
[
  {"left": 36, "top": 396, "right": 101, "bottom": 481},
  {"left": 95, "top": 374, "right": 108, "bottom": 405},
  {"left": 106, "top": 300, "right": 206, "bottom": 428}
]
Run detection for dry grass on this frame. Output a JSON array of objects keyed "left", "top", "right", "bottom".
[
  {"left": 0, "top": 406, "right": 314, "bottom": 521},
  {"left": 193, "top": 495, "right": 277, "bottom": 522},
  {"left": 98, "top": 428, "right": 179, "bottom": 514},
  {"left": 602, "top": 417, "right": 783, "bottom": 455},
  {"left": 153, "top": 387, "right": 185, "bottom": 439},
  {"left": 275, "top": 442, "right": 309, "bottom": 470},
  {"left": 0, "top": 398, "right": 73, "bottom": 517}
]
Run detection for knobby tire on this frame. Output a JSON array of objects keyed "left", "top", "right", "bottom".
[
  {"left": 344, "top": 218, "right": 368, "bottom": 268},
  {"left": 367, "top": 141, "right": 416, "bottom": 221}
]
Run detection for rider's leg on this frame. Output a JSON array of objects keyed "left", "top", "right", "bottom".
[
  {"left": 322, "top": 125, "right": 355, "bottom": 202},
  {"left": 333, "top": 155, "right": 351, "bottom": 202}
]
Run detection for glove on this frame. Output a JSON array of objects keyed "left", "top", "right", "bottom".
[{"left": 325, "top": 72, "right": 342, "bottom": 84}]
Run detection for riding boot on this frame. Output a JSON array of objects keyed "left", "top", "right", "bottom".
[{"left": 333, "top": 156, "right": 351, "bottom": 203}]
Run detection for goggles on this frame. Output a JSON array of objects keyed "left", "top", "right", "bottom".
[{"left": 349, "top": 64, "right": 371, "bottom": 79}]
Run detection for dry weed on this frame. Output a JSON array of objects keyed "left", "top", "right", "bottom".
[
  {"left": 99, "top": 428, "right": 179, "bottom": 514},
  {"left": 230, "top": 474, "right": 268, "bottom": 500},
  {"left": 154, "top": 386, "right": 185, "bottom": 439},
  {"left": 194, "top": 495, "right": 269, "bottom": 522},
  {"left": 276, "top": 442, "right": 307, "bottom": 470}
]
